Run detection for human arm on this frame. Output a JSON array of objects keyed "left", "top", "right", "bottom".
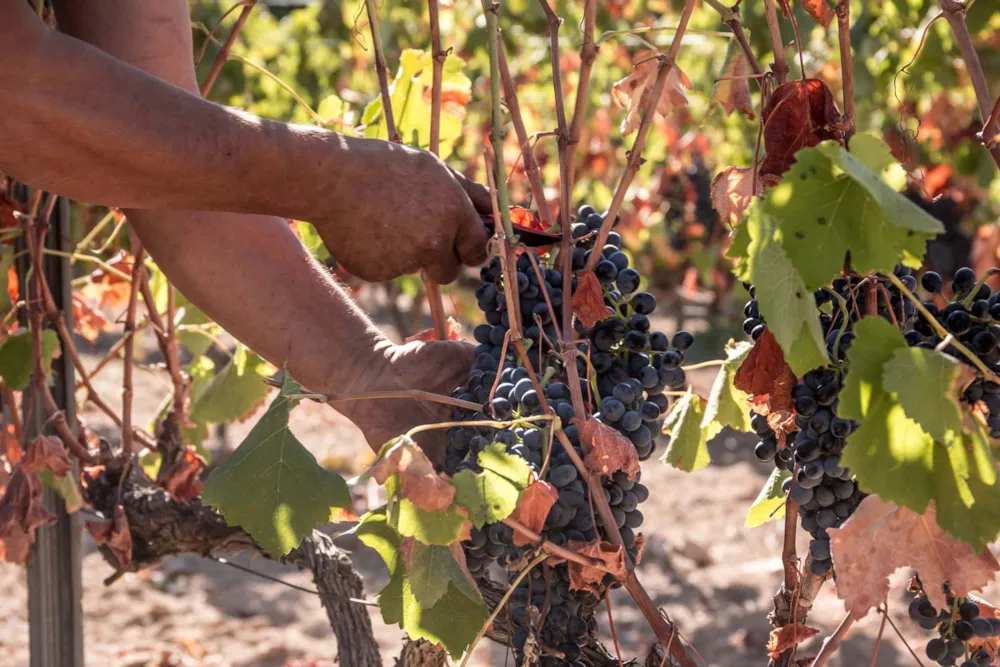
[
  {"left": 43, "top": 0, "right": 474, "bottom": 461},
  {"left": 0, "top": 0, "right": 489, "bottom": 283}
]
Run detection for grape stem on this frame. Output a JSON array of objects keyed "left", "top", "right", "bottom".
[
  {"left": 886, "top": 272, "right": 1000, "bottom": 383},
  {"left": 283, "top": 389, "right": 483, "bottom": 412},
  {"left": 762, "top": 0, "right": 789, "bottom": 85},
  {"left": 459, "top": 552, "right": 549, "bottom": 667},
  {"left": 405, "top": 415, "right": 555, "bottom": 439},
  {"left": 959, "top": 267, "right": 1000, "bottom": 308},
  {"left": 808, "top": 611, "right": 856, "bottom": 667},
  {"left": 501, "top": 517, "right": 613, "bottom": 572},
  {"left": 679, "top": 359, "right": 724, "bottom": 371},
  {"left": 704, "top": 0, "right": 764, "bottom": 78},
  {"left": 199, "top": 0, "right": 257, "bottom": 97}
]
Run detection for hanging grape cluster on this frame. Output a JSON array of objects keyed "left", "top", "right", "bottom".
[
  {"left": 443, "top": 204, "right": 693, "bottom": 666},
  {"left": 908, "top": 580, "right": 1000, "bottom": 667}
]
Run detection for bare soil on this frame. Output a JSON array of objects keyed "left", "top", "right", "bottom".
[{"left": 2, "top": 312, "right": 995, "bottom": 667}]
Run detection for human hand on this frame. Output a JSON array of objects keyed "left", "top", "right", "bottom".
[
  {"left": 316, "top": 138, "right": 492, "bottom": 283},
  {"left": 333, "top": 339, "right": 475, "bottom": 465}
]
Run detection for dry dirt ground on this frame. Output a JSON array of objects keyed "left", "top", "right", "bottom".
[{"left": 2, "top": 311, "right": 996, "bottom": 667}]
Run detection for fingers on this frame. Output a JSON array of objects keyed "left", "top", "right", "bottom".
[
  {"left": 450, "top": 167, "right": 494, "bottom": 215},
  {"left": 452, "top": 193, "right": 490, "bottom": 272}
]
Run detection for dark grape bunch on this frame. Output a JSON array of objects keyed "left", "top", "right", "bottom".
[
  {"left": 908, "top": 583, "right": 1000, "bottom": 666},
  {"left": 912, "top": 267, "right": 1000, "bottom": 438},
  {"left": 741, "top": 283, "right": 766, "bottom": 341},
  {"left": 444, "top": 203, "right": 694, "bottom": 667}
]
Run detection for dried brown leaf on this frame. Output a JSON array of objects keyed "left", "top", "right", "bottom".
[
  {"left": 84, "top": 504, "right": 132, "bottom": 569},
  {"left": 712, "top": 44, "right": 755, "bottom": 120},
  {"left": 564, "top": 540, "right": 628, "bottom": 596},
  {"left": 611, "top": 50, "right": 690, "bottom": 135},
  {"left": 734, "top": 330, "right": 797, "bottom": 418},
  {"left": 830, "top": 496, "right": 1000, "bottom": 618},
  {"left": 158, "top": 446, "right": 206, "bottom": 502},
  {"left": 510, "top": 481, "right": 558, "bottom": 547},
  {"left": 72, "top": 294, "right": 112, "bottom": 343},
  {"left": 0, "top": 466, "right": 56, "bottom": 564},
  {"left": 571, "top": 271, "right": 611, "bottom": 330},
  {"left": 711, "top": 166, "right": 764, "bottom": 225},
  {"left": 800, "top": 0, "right": 835, "bottom": 28},
  {"left": 767, "top": 623, "right": 820, "bottom": 659},
  {"left": 760, "top": 79, "right": 842, "bottom": 179},
  {"left": 577, "top": 417, "right": 640, "bottom": 480},
  {"left": 21, "top": 435, "right": 72, "bottom": 477},
  {"left": 370, "top": 437, "right": 455, "bottom": 512}
]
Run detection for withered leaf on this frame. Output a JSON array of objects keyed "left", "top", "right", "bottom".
[
  {"left": 829, "top": 496, "right": 1000, "bottom": 617},
  {"left": 158, "top": 446, "right": 207, "bottom": 502},
  {"left": 800, "top": 0, "right": 835, "bottom": 28},
  {"left": 766, "top": 623, "right": 820, "bottom": 658},
  {"left": 21, "top": 435, "right": 72, "bottom": 477},
  {"left": 712, "top": 41, "right": 755, "bottom": 120},
  {"left": 760, "top": 79, "right": 842, "bottom": 179},
  {"left": 564, "top": 540, "right": 628, "bottom": 596},
  {"left": 79, "top": 250, "right": 135, "bottom": 312},
  {"left": 571, "top": 271, "right": 612, "bottom": 330},
  {"left": 734, "top": 330, "right": 797, "bottom": 418},
  {"left": 612, "top": 50, "right": 691, "bottom": 135},
  {"left": 72, "top": 294, "right": 112, "bottom": 343},
  {"left": 84, "top": 504, "right": 132, "bottom": 569},
  {"left": 0, "top": 466, "right": 56, "bottom": 564},
  {"left": 510, "top": 480, "right": 558, "bottom": 547},
  {"left": 370, "top": 437, "right": 455, "bottom": 512},
  {"left": 404, "top": 316, "right": 463, "bottom": 343},
  {"left": 711, "top": 166, "right": 764, "bottom": 225},
  {"left": 577, "top": 417, "right": 640, "bottom": 480}
]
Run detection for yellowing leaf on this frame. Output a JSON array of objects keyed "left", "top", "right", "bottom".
[
  {"left": 611, "top": 50, "right": 690, "bottom": 135},
  {"left": 712, "top": 39, "right": 755, "bottom": 119}
]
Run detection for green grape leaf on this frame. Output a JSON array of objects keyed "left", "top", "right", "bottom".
[
  {"left": 408, "top": 542, "right": 481, "bottom": 608},
  {"left": 190, "top": 344, "right": 274, "bottom": 425},
  {"left": 355, "top": 508, "right": 400, "bottom": 574},
  {"left": 883, "top": 347, "right": 964, "bottom": 443},
  {"left": 296, "top": 221, "right": 331, "bottom": 261},
  {"left": 746, "top": 468, "right": 790, "bottom": 528},
  {"left": 202, "top": 372, "right": 351, "bottom": 556},
  {"left": 661, "top": 390, "right": 711, "bottom": 472},
  {"left": 377, "top": 570, "right": 488, "bottom": 659},
  {"left": 767, "top": 136, "right": 942, "bottom": 291},
  {"left": 452, "top": 444, "right": 529, "bottom": 529},
  {"left": 838, "top": 316, "right": 908, "bottom": 421},
  {"left": 0, "top": 329, "right": 59, "bottom": 391},
  {"left": 741, "top": 207, "right": 828, "bottom": 374},
  {"left": 701, "top": 339, "right": 754, "bottom": 439},
  {"left": 396, "top": 498, "right": 470, "bottom": 545},
  {"left": 478, "top": 442, "right": 533, "bottom": 487}
]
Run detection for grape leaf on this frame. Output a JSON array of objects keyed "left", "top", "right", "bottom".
[
  {"left": 377, "top": 569, "right": 488, "bottom": 659},
  {"left": 356, "top": 508, "right": 401, "bottom": 574},
  {"left": 396, "top": 498, "right": 470, "bottom": 546},
  {"left": 563, "top": 540, "right": 628, "bottom": 595},
  {"left": 452, "top": 443, "right": 531, "bottom": 528},
  {"left": 883, "top": 346, "right": 964, "bottom": 443},
  {"left": 838, "top": 316, "right": 908, "bottom": 421},
  {"left": 746, "top": 468, "right": 791, "bottom": 528},
  {"left": 712, "top": 38, "right": 754, "bottom": 119},
  {"left": 611, "top": 50, "right": 690, "bottom": 135},
  {"left": 734, "top": 330, "right": 796, "bottom": 419},
  {"left": 799, "top": 0, "right": 834, "bottom": 27},
  {"left": 295, "top": 221, "right": 331, "bottom": 261},
  {"left": 510, "top": 481, "right": 558, "bottom": 547},
  {"left": 713, "top": 167, "right": 764, "bottom": 227},
  {"left": 701, "top": 340, "right": 754, "bottom": 439},
  {"left": 370, "top": 436, "right": 456, "bottom": 513},
  {"left": 407, "top": 542, "right": 481, "bottom": 608},
  {"left": 190, "top": 343, "right": 274, "bottom": 425},
  {"left": 738, "top": 207, "right": 828, "bottom": 375},
  {"left": 37, "top": 469, "right": 83, "bottom": 514},
  {"left": 760, "top": 79, "right": 841, "bottom": 178},
  {"left": 767, "top": 136, "right": 943, "bottom": 291},
  {"left": 767, "top": 623, "right": 820, "bottom": 659},
  {"left": 829, "top": 496, "right": 1000, "bottom": 618},
  {"left": 579, "top": 417, "right": 640, "bottom": 479},
  {"left": 572, "top": 270, "right": 612, "bottom": 329},
  {"left": 202, "top": 372, "right": 351, "bottom": 556},
  {"left": 661, "top": 390, "right": 710, "bottom": 472},
  {"left": 0, "top": 329, "right": 59, "bottom": 391}
]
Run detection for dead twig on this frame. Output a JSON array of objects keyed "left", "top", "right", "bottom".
[
  {"left": 200, "top": 0, "right": 257, "bottom": 96},
  {"left": 762, "top": 0, "right": 789, "bottom": 84}
]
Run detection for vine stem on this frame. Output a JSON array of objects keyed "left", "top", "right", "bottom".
[
  {"left": 936, "top": 0, "right": 1000, "bottom": 170},
  {"left": 424, "top": 0, "right": 450, "bottom": 340},
  {"left": 868, "top": 604, "right": 889, "bottom": 666},
  {"left": 809, "top": 611, "right": 855, "bottom": 667},
  {"left": 680, "top": 359, "right": 725, "bottom": 371},
  {"left": 585, "top": 0, "right": 696, "bottom": 273},
  {"left": 497, "top": 46, "right": 554, "bottom": 226},
  {"left": 707, "top": 0, "right": 764, "bottom": 77},
  {"left": 886, "top": 273, "right": 1000, "bottom": 382},
  {"left": 458, "top": 552, "right": 549, "bottom": 667},
  {"left": 836, "top": 0, "right": 856, "bottom": 138},
  {"left": 120, "top": 248, "right": 146, "bottom": 459},
  {"left": 567, "top": 0, "right": 598, "bottom": 173},
  {"left": 983, "top": 92, "right": 1000, "bottom": 147},
  {"left": 480, "top": 0, "right": 514, "bottom": 239},
  {"left": 762, "top": 0, "right": 789, "bottom": 84},
  {"left": 502, "top": 517, "right": 615, "bottom": 572},
  {"left": 200, "top": 0, "right": 257, "bottom": 97},
  {"left": 283, "top": 388, "right": 482, "bottom": 412},
  {"left": 364, "top": 0, "right": 400, "bottom": 143}
]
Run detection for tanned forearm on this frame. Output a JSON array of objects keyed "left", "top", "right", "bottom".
[
  {"left": 46, "top": 0, "right": 390, "bottom": 398},
  {"left": 0, "top": 0, "right": 345, "bottom": 221}
]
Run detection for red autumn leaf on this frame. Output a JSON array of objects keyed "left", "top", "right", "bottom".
[
  {"left": 510, "top": 480, "right": 558, "bottom": 547},
  {"left": 72, "top": 294, "right": 112, "bottom": 343},
  {"left": 3, "top": 424, "right": 21, "bottom": 465},
  {"left": 7, "top": 265, "right": 18, "bottom": 306},
  {"left": 734, "top": 330, "right": 797, "bottom": 420},
  {"left": 829, "top": 497, "right": 1000, "bottom": 618},
  {"left": 800, "top": 0, "right": 835, "bottom": 27},
  {"left": 21, "top": 435, "right": 73, "bottom": 477},
  {"left": 611, "top": 50, "right": 691, "bottom": 135},
  {"left": 571, "top": 271, "right": 611, "bottom": 329},
  {"left": 158, "top": 446, "right": 207, "bottom": 502},
  {"left": 577, "top": 417, "right": 640, "bottom": 480},
  {"left": 563, "top": 540, "right": 628, "bottom": 596},
  {"left": 760, "top": 79, "right": 843, "bottom": 179},
  {"left": 0, "top": 466, "right": 57, "bottom": 564},
  {"left": 370, "top": 437, "right": 455, "bottom": 512},
  {"left": 711, "top": 166, "right": 764, "bottom": 225},
  {"left": 78, "top": 250, "right": 135, "bottom": 311},
  {"left": 84, "top": 504, "right": 132, "bottom": 569},
  {"left": 509, "top": 206, "right": 547, "bottom": 234},
  {"left": 766, "top": 623, "right": 820, "bottom": 658},
  {"left": 634, "top": 533, "right": 645, "bottom": 565},
  {"left": 404, "top": 316, "right": 463, "bottom": 343}
]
